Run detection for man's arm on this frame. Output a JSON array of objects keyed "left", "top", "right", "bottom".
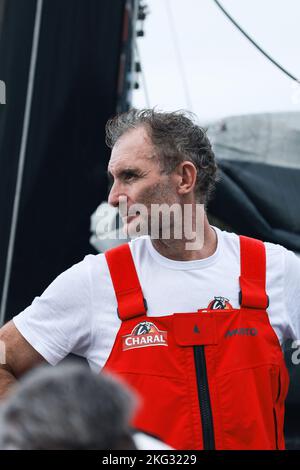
[{"left": 0, "top": 321, "right": 46, "bottom": 399}]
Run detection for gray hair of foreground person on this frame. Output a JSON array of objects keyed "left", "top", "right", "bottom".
[{"left": 0, "top": 363, "right": 137, "bottom": 450}]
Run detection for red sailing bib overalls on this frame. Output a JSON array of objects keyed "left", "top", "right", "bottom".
[{"left": 103, "top": 235, "right": 289, "bottom": 450}]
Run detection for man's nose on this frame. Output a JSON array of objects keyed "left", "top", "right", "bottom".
[
  {"left": 108, "top": 182, "right": 119, "bottom": 207},
  {"left": 108, "top": 182, "right": 128, "bottom": 208}
]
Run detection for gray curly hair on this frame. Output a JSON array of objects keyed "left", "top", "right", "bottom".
[
  {"left": 0, "top": 363, "right": 136, "bottom": 450},
  {"left": 105, "top": 108, "right": 218, "bottom": 204}
]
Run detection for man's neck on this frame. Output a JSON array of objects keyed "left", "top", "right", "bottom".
[{"left": 150, "top": 218, "right": 217, "bottom": 261}]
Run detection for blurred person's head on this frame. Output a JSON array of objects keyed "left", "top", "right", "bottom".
[{"left": 0, "top": 363, "right": 136, "bottom": 450}]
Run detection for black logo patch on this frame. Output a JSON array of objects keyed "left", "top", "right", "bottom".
[{"left": 225, "top": 328, "right": 258, "bottom": 338}]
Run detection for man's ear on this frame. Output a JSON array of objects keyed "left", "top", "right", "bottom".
[{"left": 176, "top": 161, "right": 197, "bottom": 196}]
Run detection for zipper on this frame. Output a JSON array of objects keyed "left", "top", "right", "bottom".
[
  {"left": 193, "top": 345, "right": 215, "bottom": 449},
  {"left": 272, "top": 369, "right": 281, "bottom": 449},
  {"left": 273, "top": 408, "right": 279, "bottom": 449}
]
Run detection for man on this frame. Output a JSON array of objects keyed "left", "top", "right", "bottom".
[{"left": 0, "top": 109, "right": 299, "bottom": 450}]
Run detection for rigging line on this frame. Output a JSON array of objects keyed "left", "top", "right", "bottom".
[
  {"left": 135, "top": 40, "right": 151, "bottom": 108},
  {"left": 129, "top": 0, "right": 140, "bottom": 102},
  {"left": 165, "top": 0, "right": 193, "bottom": 110},
  {"left": 0, "top": 0, "right": 44, "bottom": 326},
  {"left": 212, "top": 0, "right": 300, "bottom": 83}
]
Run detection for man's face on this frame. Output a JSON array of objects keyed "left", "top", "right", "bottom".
[{"left": 107, "top": 126, "right": 179, "bottom": 236}]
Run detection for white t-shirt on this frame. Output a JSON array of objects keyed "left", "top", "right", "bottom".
[
  {"left": 13, "top": 227, "right": 300, "bottom": 372},
  {"left": 133, "top": 432, "right": 173, "bottom": 450}
]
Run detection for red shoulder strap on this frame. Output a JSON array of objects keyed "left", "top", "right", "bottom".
[
  {"left": 105, "top": 243, "right": 147, "bottom": 321},
  {"left": 239, "top": 235, "right": 269, "bottom": 309}
]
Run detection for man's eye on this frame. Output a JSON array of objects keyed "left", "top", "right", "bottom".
[{"left": 124, "top": 173, "right": 137, "bottom": 181}]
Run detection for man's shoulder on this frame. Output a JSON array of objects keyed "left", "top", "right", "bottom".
[
  {"left": 43, "top": 252, "right": 109, "bottom": 295},
  {"left": 264, "top": 240, "right": 297, "bottom": 269},
  {"left": 80, "top": 252, "right": 106, "bottom": 268},
  {"left": 62, "top": 252, "right": 106, "bottom": 277},
  {"left": 216, "top": 228, "right": 288, "bottom": 254},
  {"left": 214, "top": 227, "right": 294, "bottom": 265}
]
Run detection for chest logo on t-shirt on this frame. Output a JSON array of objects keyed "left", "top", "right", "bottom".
[
  {"left": 122, "top": 321, "right": 168, "bottom": 351},
  {"left": 207, "top": 296, "right": 233, "bottom": 310}
]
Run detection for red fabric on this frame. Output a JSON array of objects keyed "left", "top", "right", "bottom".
[
  {"left": 105, "top": 244, "right": 146, "bottom": 320},
  {"left": 239, "top": 235, "right": 269, "bottom": 309},
  {"left": 102, "top": 236, "right": 289, "bottom": 450},
  {"left": 173, "top": 312, "right": 218, "bottom": 346}
]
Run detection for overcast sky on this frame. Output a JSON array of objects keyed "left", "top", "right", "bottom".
[{"left": 133, "top": 0, "right": 300, "bottom": 123}]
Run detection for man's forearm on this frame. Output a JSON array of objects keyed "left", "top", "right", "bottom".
[{"left": 0, "top": 367, "right": 17, "bottom": 399}]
